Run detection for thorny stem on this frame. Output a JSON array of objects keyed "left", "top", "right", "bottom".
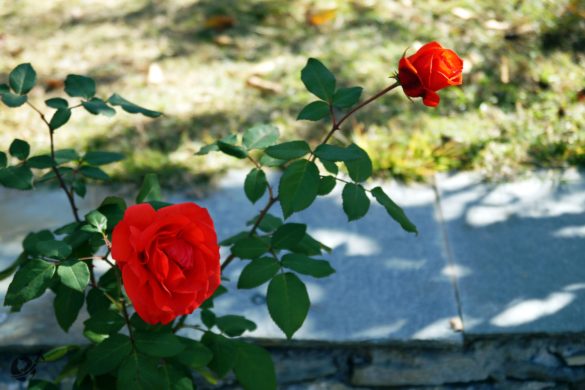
[
  {"left": 311, "top": 81, "right": 400, "bottom": 156},
  {"left": 173, "top": 81, "right": 400, "bottom": 333},
  {"left": 28, "top": 101, "right": 82, "bottom": 223},
  {"left": 121, "top": 299, "right": 135, "bottom": 346},
  {"left": 111, "top": 262, "right": 136, "bottom": 345}
]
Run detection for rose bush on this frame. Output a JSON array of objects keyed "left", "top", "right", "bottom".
[
  {"left": 112, "top": 203, "right": 221, "bottom": 325},
  {"left": 0, "top": 41, "right": 462, "bottom": 389}
]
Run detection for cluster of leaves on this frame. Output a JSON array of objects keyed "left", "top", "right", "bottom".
[
  {"left": 0, "top": 58, "right": 417, "bottom": 390},
  {"left": 0, "top": 63, "right": 160, "bottom": 193},
  {"left": 196, "top": 58, "right": 417, "bottom": 345}
]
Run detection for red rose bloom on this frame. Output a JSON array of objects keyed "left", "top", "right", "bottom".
[
  {"left": 112, "top": 202, "right": 220, "bottom": 325},
  {"left": 398, "top": 41, "right": 463, "bottom": 107}
]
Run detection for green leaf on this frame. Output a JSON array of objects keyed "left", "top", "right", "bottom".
[
  {"left": 4, "top": 259, "right": 56, "bottom": 307},
  {"left": 73, "top": 179, "right": 87, "bottom": 198},
  {"left": 291, "top": 232, "right": 330, "bottom": 256},
  {"left": 83, "top": 151, "right": 124, "bottom": 165},
  {"left": 242, "top": 124, "right": 279, "bottom": 149},
  {"left": 57, "top": 261, "right": 90, "bottom": 291},
  {"left": 271, "top": 223, "right": 306, "bottom": 249},
  {"left": 0, "top": 252, "right": 26, "bottom": 281},
  {"left": 300, "top": 58, "right": 336, "bottom": 101},
  {"left": 82, "top": 98, "right": 116, "bottom": 116},
  {"left": 231, "top": 237, "right": 269, "bottom": 259},
  {"left": 45, "top": 97, "right": 69, "bottom": 109},
  {"left": 86, "top": 288, "right": 112, "bottom": 316},
  {"left": 195, "top": 143, "right": 219, "bottom": 156},
  {"left": 42, "top": 345, "right": 79, "bottom": 362},
  {"left": 333, "top": 86, "right": 363, "bottom": 108},
  {"left": 9, "top": 63, "right": 36, "bottom": 95},
  {"left": 201, "top": 332, "right": 237, "bottom": 378},
  {"left": 219, "top": 231, "right": 248, "bottom": 246},
  {"left": 28, "top": 380, "right": 58, "bottom": 390},
  {"left": 201, "top": 309, "right": 216, "bottom": 329},
  {"left": 54, "top": 149, "right": 79, "bottom": 164},
  {"left": 342, "top": 183, "right": 370, "bottom": 221},
  {"left": 23, "top": 230, "right": 54, "bottom": 254},
  {"left": 117, "top": 352, "right": 162, "bottom": 390},
  {"left": 1, "top": 92, "right": 27, "bottom": 107},
  {"left": 137, "top": 173, "right": 162, "bottom": 203},
  {"left": 259, "top": 153, "right": 286, "bottom": 167},
  {"left": 0, "top": 166, "right": 33, "bottom": 189},
  {"left": 281, "top": 254, "right": 335, "bottom": 278},
  {"left": 86, "top": 210, "right": 108, "bottom": 232},
  {"left": 54, "top": 283, "right": 84, "bottom": 331},
  {"left": 247, "top": 213, "right": 283, "bottom": 233},
  {"left": 314, "top": 144, "right": 362, "bottom": 162},
  {"left": 9, "top": 139, "right": 30, "bottom": 160},
  {"left": 98, "top": 268, "right": 121, "bottom": 298},
  {"left": 87, "top": 334, "right": 132, "bottom": 375},
  {"left": 244, "top": 168, "right": 268, "bottom": 204},
  {"left": 371, "top": 186, "right": 418, "bottom": 234},
  {"left": 79, "top": 166, "right": 110, "bottom": 180},
  {"left": 174, "top": 337, "right": 213, "bottom": 369},
  {"left": 267, "top": 272, "right": 310, "bottom": 339},
  {"left": 321, "top": 159, "right": 338, "bottom": 174},
  {"left": 297, "top": 101, "right": 329, "bottom": 121},
  {"left": 278, "top": 159, "right": 320, "bottom": 218},
  {"left": 265, "top": 140, "right": 310, "bottom": 161},
  {"left": 135, "top": 332, "right": 185, "bottom": 358},
  {"left": 108, "top": 93, "right": 162, "bottom": 118},
  {"left": 98, "top": 196, "right": 127, "bottom": 230},
  {"left": 318, "top": 176, "right": 336, "bottom": 195},
  {"left": 0, "top": 83, "right": 8, "bottom": 93},
  {"left": 237, "top": 257, "right": 280, "bottom": 289},
  {"left": 49, "top": 108, "right": 71, "bottom": 130},
  {"left": 37, "top": 240, "right": 72, "bottom": 259},
  {"left": 216, "top": 315, "right": 257, "bottom": 337},
  {"left": 84, "top": 309, "right": 125, "bottom": 334},
  {"left": 160, "top": 362, "right": 194, "bottom": 390},
  {"left": 64, "top": 74, "right": 96, "bottom": 99},
  {"left": 217, "top": 141, "right": 247, "bottom": 159},
  {"left": 233, "top": 342, "right": 276, "bottom": 390},
  {"left": 27, "top": 155, "right": 53, "bottom": 169},
  {"left": 0, "top": 152, "right": 6, "bottom": 168},
  {"left": 344, "top": 143, "right": 372, "bottom": 182}
]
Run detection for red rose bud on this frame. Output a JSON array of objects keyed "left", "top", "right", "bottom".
[
  {"left": 112, "top": 202, "right": 221, "bottom": 325},
  {"left": 398, "top": 41, "right": 463, "bottom": 107}
]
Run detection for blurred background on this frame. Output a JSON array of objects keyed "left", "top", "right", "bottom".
[{"left": 1, "top": 0, "right": 584, "bottom": 188}]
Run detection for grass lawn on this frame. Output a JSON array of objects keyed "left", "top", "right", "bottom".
[{"left": 1, "top": 0, "right": 584, "bottom": 187}]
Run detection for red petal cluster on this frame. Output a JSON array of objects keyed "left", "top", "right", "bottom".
[
  {"left": 112, "top": 203, "right": 221, "bottom": 325},
  {"left": 398, "top": 41, "right": 463, "bottom": 107}
]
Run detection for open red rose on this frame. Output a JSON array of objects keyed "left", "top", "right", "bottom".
[
  {"left": 112, "top": 202, "right": 221, "bottom": 325},
  {"left": 398, "top": 41, "right": 463, "bottom": 107}
]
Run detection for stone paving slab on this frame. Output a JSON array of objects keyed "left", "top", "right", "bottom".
[
  {"left": 435, "top": 169, "right": 585, "bottom": 335},
  {"left": 0, "top": 170, "right": 461, "bottom": 347}
]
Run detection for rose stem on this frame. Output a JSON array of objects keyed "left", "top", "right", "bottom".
[{"left": 27, "top": 102, "right": 82, "bottom": 223}]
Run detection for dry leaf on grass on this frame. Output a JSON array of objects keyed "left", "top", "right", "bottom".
[{"left": 246, "top": 76, "right": 282, "bottom": 94}]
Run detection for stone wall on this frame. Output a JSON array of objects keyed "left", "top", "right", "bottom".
[
  {"left": 208, "top": 335, "right": 585, "bottom": 389},
  {"left": 4, "top": 334, "right": 585, "bottom": 388}
]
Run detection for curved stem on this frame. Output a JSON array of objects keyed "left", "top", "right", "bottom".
[
  {"left": 27, "top": 101, "right": 82, "bottom": 223},
  {"left": 313, "top": 81, "right": 400, "bottom": 154}
]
